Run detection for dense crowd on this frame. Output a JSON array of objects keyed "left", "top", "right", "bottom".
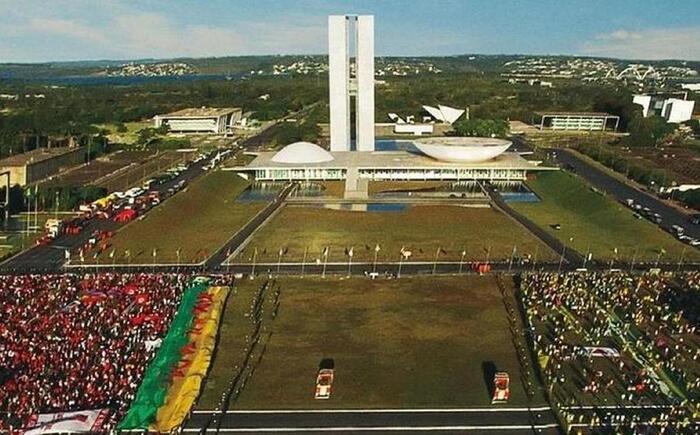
[
  {"left": 0, "top": 273, "right": 193, "bottom": 432},
  {"left": 522, "top": 272, "right": 700, "bottom": 433}
]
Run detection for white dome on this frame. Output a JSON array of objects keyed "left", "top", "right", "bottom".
[
  {"left": 413, "top": 137, "right": 511, "bottom": 163},
  {"left": 271, "top": 142, "right": 334, "bottom": 164}
]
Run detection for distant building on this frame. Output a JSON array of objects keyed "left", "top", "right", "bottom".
[
  {"left": 661, "top": 99, "right": 695, "bottom": 123},
  {"left": 422, "top": 105, "right": 465, "bottom": 124},
  {"left": 328, "top": 15, "right": 375, "bottom": 152},
  {"left": 633, "top": 94, "right": 695, "bottom": 123},
  {"left": 154, "top": 107, "right": 242, "bottom": 134},
  {"left": 535, "top": 112, "right": 620, "bottom": 131},
  {"left": 680, "top": 83, "right": 700, "bottom": 92},
  {"left": 0, "top": 147, "right": 87, "bottom": 187}
]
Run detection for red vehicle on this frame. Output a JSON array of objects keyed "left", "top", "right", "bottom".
[
  {"left": 491, "top": 372, "right": 510, "bottom": 404},
  {"left": 114, "top": 209, "right": 137, "bottom": 222},
  {"left": 314, "top": 369, "right": 334, "bottom": 400},
  {"left": 36, "top": 234, "right": 53, "bottom": 246}
]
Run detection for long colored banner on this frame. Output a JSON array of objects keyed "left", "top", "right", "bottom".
[
  {"left": 117, "top": 281, "right": 210, "bottom": 430},
  {"left": 153, "top": 286, "right": 230, "bottom": 432}
]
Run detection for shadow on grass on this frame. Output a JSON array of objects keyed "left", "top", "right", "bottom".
[{"left": 482, "top": 361, "right": 497, "bottom": 400}]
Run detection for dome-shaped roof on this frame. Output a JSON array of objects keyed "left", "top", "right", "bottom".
[
  {"left": 413, "top": 137, "right": 511, "bottom": 163},
  {"left": 271, "top": 142, "right": 334, "bottom": 164}
]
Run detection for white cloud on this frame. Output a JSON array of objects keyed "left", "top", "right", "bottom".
[
  {"left": 29, "top": 17, "right": 110, "bottom": 46},
  {"left": 582, "top": 27, "right": 700, "bottom": 60},
  {"left": 5, "top": 7, "right": 326, "bottom": 61}
]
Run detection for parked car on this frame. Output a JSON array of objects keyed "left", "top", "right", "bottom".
[
  {"left": 491, "top": 372, "right": 510, "bottom": 404},
  {"left": 314, "top": 369, "right": 334, "bottom": 399}
]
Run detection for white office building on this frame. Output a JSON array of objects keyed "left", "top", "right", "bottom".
[
  {"left": 328, "top": 15, "right": 375, "bottom": 152},
  {"left": 633, "top": 94, "right": 695, "bottom": 124},
  {"left": 154, "top": 107, "right": 242, "bottom": 134}
]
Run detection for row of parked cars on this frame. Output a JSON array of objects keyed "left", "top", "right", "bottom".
[
  {"left": 625, "top": 199, "right": 700, "bottom": 247},
  {"left": 670, "top": 224, "right": 700, "bottom": 247},
  {"left": 625, "top": 199, "right": 663, "bottom": 224},
  {"left": 37, "top": 148, "right": 229, "bottom": 250}
]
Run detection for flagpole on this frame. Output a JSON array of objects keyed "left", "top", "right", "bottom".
[
  {"left": 347, "top": 248, "right": 352, "bottom": 277},
  {"left": 432, "top": 247, "right": 440, "bottom": 275},
  {"left": 508, "top": 245, "right": 516, "bottom": 273},
  {"left": 677, "top": 246, "right": 686, "bottom": 272},
  {"left": 322, "top": 247, "right": 329, "bottom": 278},
  {"left": 398, "top": 254, "right": 403, "bottom": 278},
  {"left": 557, "top": 244, "right": 566, "bottom": 274},
  {"left": 655, "top": 249, "right": 663, "bottom": 268},
  {"left": 277, "top": 248, "right": 283, "bottom": 276},
  {"left": 372, "top": 245, "right": 379, "bottom": 274},
  {"left": 608, "top": 248, "right": 617, "bottom": 272},
  {"left": 251, "top": 247, "right": 257, "bottom": 278},
  {"left": 532, "top": 245, "right": 539, "bottom": 272},
  {"left": 459, "top": 249, "right": 466, "bottom": 274},
  {"left": 301, "top": 246, "right": 308, "bottom": 277}
]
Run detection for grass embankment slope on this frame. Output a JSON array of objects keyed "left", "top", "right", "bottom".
[
  {"left": 240, "top": 205, "right": 557, "bottom": 263},
  {"left": 104, "top": 170, "right": 265, "bottom": 263},
  {"left": 512, "top": 171, "right": 699, "bottom": 262},
  {"left": 197, "top": 275, "right": 538, "bottom": 409}
]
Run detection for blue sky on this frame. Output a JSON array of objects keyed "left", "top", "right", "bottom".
[{"left": 1, "top": 0, "right": 699, "bottom": 62}]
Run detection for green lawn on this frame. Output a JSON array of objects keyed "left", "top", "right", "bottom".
[
  {"left": 95, "top": 170, "right": 265, "bottom": 263},
  {"left": 512, "top": 171, "right": 699, "bottom": 262},
  {"left": 236, "top": 205, "right": 556, "bottom": 263},
  {"left": 95, "top": 121, "right": 151, "bottom": 145},
  {"left": 197, "top": 275, "right": 540, "bottom": 409}
]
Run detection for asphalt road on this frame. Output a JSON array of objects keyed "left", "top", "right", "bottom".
[
  {"left": 0, "top": 149, "right": 221, "bottom": 273},
  {"left": 185, "top": 408, "right": 560, "bottom": 434},
  {"left": 556, "top": 148, "right": 700, "bottom": 241},
  {"left": 205, "top": 183, "right": 296, "bottom": 270}
]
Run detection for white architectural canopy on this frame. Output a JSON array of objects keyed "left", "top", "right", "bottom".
[
  {"left": 270, "top": 142, "right": 335, "bottom": 164},
  {"left": 413, "top": 137, "right": 511, "bottom": 163},
  {"left": 422, "top": 104, "right": 465, "bottom": 124}
]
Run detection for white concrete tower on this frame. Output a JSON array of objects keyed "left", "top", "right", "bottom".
[
  {"left": 355, "top": 15, "right": 375, "bottom": 151},
  {"left": 328, "top": 14, "right": 375, "bottom": 152},
  {"left": 328, "top": 15, "right": 351, "bottom": 151}
]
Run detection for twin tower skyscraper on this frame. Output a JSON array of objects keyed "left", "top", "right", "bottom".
[{"left": 328, "top": 15, "right": 375, "bottom": 152}]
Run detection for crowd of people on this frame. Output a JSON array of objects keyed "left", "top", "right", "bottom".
[
  {"left": 0, "top": 273, "right": 194, "bottom": 432},
  {"left": 521, "top": 271, "right": 699, "bottom": 433}
]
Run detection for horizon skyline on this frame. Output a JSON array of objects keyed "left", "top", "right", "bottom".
[{"left": 1, "top": 0, "right": 700, "bottom": 63}]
